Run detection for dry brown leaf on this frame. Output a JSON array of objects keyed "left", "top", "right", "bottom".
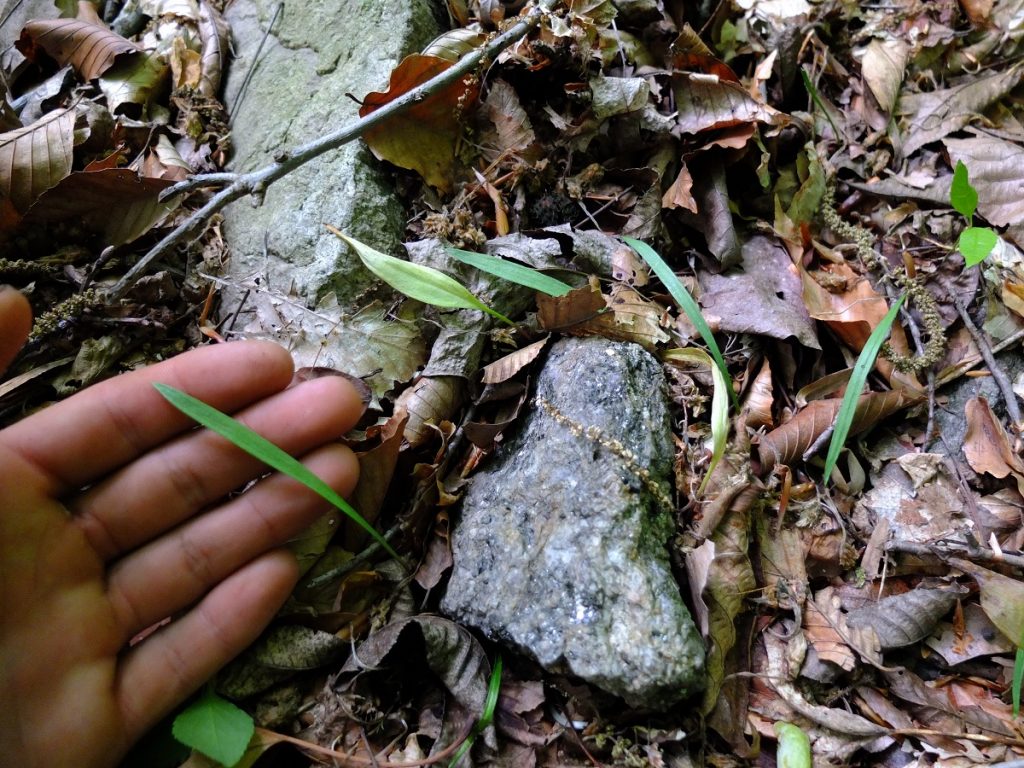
[
  {"left": 197, "top": 0, "right": 228, "bottom": 98},
  {"left": 845, "top": 589, "right": 958, "bottom": 650},
  {"left": 611, "top": 242, "right": 649, "bottom": 286},
  {"left": 804, "top": 588, "right": 858, "bottom": 672},
  {"left": 662, "top": 161, "right": 698, "bottom": 212},
  {"left": 573, "top": 283, "right": 670, "bottom": 351},
  {"left": 743, "top": 358, "right": 774, "bottom": 430},
  {"left": 0, "top": 107, "right": 74, "bottom": 217},
  {"left": 755, "top": 389, "right": 920, "bottom": 473},
  {"left": 482, "top": 78, "right": 539, "bottom": 160},
  {"left": 394, "top": 375, "right": 465, "bottom": 449},
  {"left": 359, "top": 54, "right": 479, "bottom": 192},
  {"left": 414, "top": 511, "right": 452, "bottom": 591},
  {"left": 481, "top": 336, "right": 549, "bottom": 384},
  {"left": 962, "top": 396, "right": 1024, "bottom": 494},
  {"left": 17, "top": 17, "right": 140, "bottom": 80},
  {"left": 862, "top": 37, "right": 908, "bottom": 114},
  {"left": 345, "top": 410, "right": 408, "bottom": 550},
  {"left": 537, "top": 276, "right": 606, "bottom": 331},
  {"left": 673, "top": 72, "right": 776, "bottom": 136}
]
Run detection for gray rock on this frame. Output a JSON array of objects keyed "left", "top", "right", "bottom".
[
  {"left": 220, "top": 0, "right": 440, "bottom": 306},
  {"left": 442, "top": 337, "right": 705, "bottom": 709}
]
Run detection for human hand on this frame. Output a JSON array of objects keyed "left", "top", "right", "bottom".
[{"left": 0, "top": 286, "right": 363, "bottom": 768}]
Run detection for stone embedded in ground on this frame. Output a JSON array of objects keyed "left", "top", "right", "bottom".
[
  {"left": 221, "top": 0, "right": 440, "bottom": 307},
  {"left": 441, "top": 337, "right": 705, "bottom": 709}
]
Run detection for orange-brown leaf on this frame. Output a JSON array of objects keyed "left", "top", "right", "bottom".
[
  {"left": 756, "top": 389, "right": 919, "bottom": 473},
  {"left": 481, "top": 336, "right": 549, "bottom": 384},
  {"left": 18, "top": 17, "right": 140, "bottom": 80}
]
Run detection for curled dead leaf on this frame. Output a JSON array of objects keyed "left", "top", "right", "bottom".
[
  {"left": 394, "top": 375, "right": 465, "bottom": 449},
  {"left": 481, "top": 336, "right": 549, "bottom": 384},
  {"left": 18, "top": 17, "right": 140, "bottom": 81}
]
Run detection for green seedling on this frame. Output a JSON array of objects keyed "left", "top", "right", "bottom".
[
  {"left": 448, "top": 655, "right": 503, "bottom": 768},
  {"left": 446, "top": 247, "right": 573, "bottom": 297},
  {"left": 172, "top": 686, "right": 253, "bottom": 767},
  {"left": 950, "top": 160, "right": 998, "bottom": 267},
  {"left": 822, "top": 293, "right": 906, "bottom": 482},
  {"left": 1014, "top": 643, "right": 1023, "bottom": 717},
  {"left": 622, "top": 236, "right": 738, "bottom": 411},
  {"left": 663, "top": 347, "right": 728, "bottom": 494},
  {"left": 329, "top": 228, "right": 514, "bottom": 325}
]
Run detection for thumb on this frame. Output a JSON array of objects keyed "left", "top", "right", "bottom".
[{"left": 0, "top": 286, "right": 31, "bottom": 374}]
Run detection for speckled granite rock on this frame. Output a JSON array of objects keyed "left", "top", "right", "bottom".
[{"left": 442, "top": 337, "right": 705, "bottom": 708}]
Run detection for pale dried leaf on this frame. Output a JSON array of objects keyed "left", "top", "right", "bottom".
[
  {"left": 197, "top": 0, "right": 228, "bottom": 97},
  {"left": 662, "top": 162, "right": 698, "bottom": 212},
  {"left": 481, "top": 336, "right": 549, "bottom": 384},
  {"left": 483, "top": 78, "right": 538, "bottom": 158},
  {"left": 743, "top": 358, "right": 774, "bottom": 430},
  {"left": 899, "top": 66, "right": 1023, "bottom": 156},
  {"left": 963, "top": 396, "right": 1024, "bottom": 494},
  {"left": 394, "top": 376, "right": 465, "bottom": 449},
  {"left": 944, "top": 133, "right": 1024, "bottom": 227},
  {"left": 674, "top": 73, "right": 776, "bottom": 135},
  {"left": 862, "top": 37, "right": 908, "bottom": 114},
  {"left": 846, "top": 589, "right": 958, "bottom": 650}
]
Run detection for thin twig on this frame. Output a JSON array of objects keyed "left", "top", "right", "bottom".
[
  {"left": 954, "top": 299, "right": 1023, "bottom": 428},
  {"left": 229, "top": 1, "right": 283, "bottom": 121},
  {"left": 105, "top": 5, "right": 548, "bottom": 302}
]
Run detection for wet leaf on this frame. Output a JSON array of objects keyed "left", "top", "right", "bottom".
[
  {"left": 332, "top": 229, "right": 512, "bottom": 325},
  {"left": 0, "top": 106, "right": 74, "bottom": 215},
  {"left": 359, "top": 53, "right": 479, "bottom": 192},
  {"left": 18, "top": 16, "right": 140, "bottom": 80}
]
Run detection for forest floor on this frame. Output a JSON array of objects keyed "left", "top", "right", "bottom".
[{"left": 3, "top": 0, "right": 1024, "bottom": 766}]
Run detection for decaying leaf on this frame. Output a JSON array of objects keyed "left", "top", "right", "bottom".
[
  {"left": 197, "top": 0, "right": 228, "bottom": 97},
  {"left": 951, "top": 559, "right": 1024, "bottom": 645},
  {"left": 0, "top": 106, "right": 74, "bottom": 216},
  {"left": 18, "top": 16, "right": 140, "bottom": 80},
  {"left": 962, "top": 396, "right": 1024, "bottom": 495},
  {"left": 756, "top": 389, "right": 919, "bottom": 473},
  {"left": 944, "top": 133, "right": 1024, "bottom": 228},
  {"left": 481, "top": 336, "right": 550, "bottom": 384},
  {"left": 861, "top": 37, "right": 908, "bottom": 114},
  {"left": 359, "top": 53, "right": 480, "bottom": 192},
  {"left": 345, "top": 410, "right": 409, "bottom": 550},
  {"left": 846, "top": 589, "right": 959, "bottom": 651},
  {"left": 394, "top": 375, "right": 465, "bottom": 449}
]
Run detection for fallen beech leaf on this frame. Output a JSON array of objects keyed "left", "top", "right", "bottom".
[
  {"left": 963, "top": 397, "right": 1024, "bottom": 495},
  {"left": 862, "top": 37, "right": 908, "bottom": 114},
  {"left": 846, "top": 589, "right": 958, "bottom": 650},
  {"left": 0, "top": 107, "right": 74, "bottom": 216},
  {"left": 346, "top": 410, "right": 409, "bottom": 550},
  {"left": 481, "top": 336, "right": 549, "bottom": 384},
  {"left": 755, "top": 389, "right": 919, "bottom": 473},
  {"left": 359, "top": 53, "right": 480, "bottom": 192},
  {"left": 197, "top": 0, "right": 229, "bottom": 98},
  {"left": 18, "top": 17, "right": 140, "bottom": 80},
  {"left": 394, "top": 375, "right": 465, "bottom": 449},
  {"left": 951, "top": 559, "right": 1024, "bottom": 646}
]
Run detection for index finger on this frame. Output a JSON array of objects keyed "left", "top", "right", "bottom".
[{"left": 0, "top": 340, "right": 295, "bottom": 496}]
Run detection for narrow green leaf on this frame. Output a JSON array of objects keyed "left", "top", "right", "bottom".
[
  {"left": 663, "top": 348, "right": 727, "bottom": 494},
  {"left": 800, "top": 67, "right": 842, "bottom": 141},
  {"left": 448, "top": 655, "right": 503, "bottom": 768},
  {"left": 958, "top": 226, "right": 998, "bottom": 267},
  {"left": 773, "top": 722, "right": 811, "bottom": 768},
  {"left": 329, "top": 227, "right": 513, "bottom": 325},
  {"left": 446, "top": 247, "right": 573, "bottom": 296},
  {"left": 822, "top": 293, "right": 906, "bottom": 482},
  {"left": 950, "top": 160, "right": 978, "bottom": 220},
  {"left": 153, "top": 383, "right": 400, "bottom": 561},
  {"left": 622, "top": 236, "right": 738, "bottom": 410},
  {"left": 1014, "top": 644, "right": 1023, "bottom": 717},
  {"left": 172, "top": 688, "right": 253, "bottom": 767}
]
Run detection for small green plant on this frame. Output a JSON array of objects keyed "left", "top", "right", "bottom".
[
  {"left": 774, "top": 721, "right": 811, "bottom": 768},
  {"left": 445, "top": 247, "right": 573, "bottom": 297},
  {"left": 1014, "top": 643, "right": 1023, "bottom": 717},
  {"left": 950, "top": 160, "right": 998, "bottom": 267},
  {"left": 822, "top": 293, "right": 906, "bottom": 482},
  {"left": 448, "top": 655, "right": 503, "bottom": 768},
  {"left": 172, "top": 686, "right": 254, "bottom": 767}
]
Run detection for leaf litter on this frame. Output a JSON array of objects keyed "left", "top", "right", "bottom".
[{"left": 4, "top": 0, "right": 1024, "bottom": 765}]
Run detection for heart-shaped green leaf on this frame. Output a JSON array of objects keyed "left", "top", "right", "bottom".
[
  {"left": 172, "top": 688, "right": 253, "bottom": 767},
  {"left": 958, "top": 226, "right": 998, "bottom": 267}
]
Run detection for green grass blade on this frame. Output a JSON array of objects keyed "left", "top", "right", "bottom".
[
  {"left": 153, "top": 382, "right": 400, "bottom": 561},
  {"left": 1014, "top": 644, "right": 1023, "bottom": 717},
  {"left": 822, "top": 293, "right": 906, "bottom": 483},
  {"left": 663, "top": 348, "right": 728, "bottom": 494},
  {"left": 446, "top": 247, "right": 573, "bottom": 297},
  {"left": 329, "top": 227, "right": 513, "bottom": 325},
  {"left": 622, "top": 236, "right": 738, "bottom": 410},
  {"left": 800, "top": 67, "right": 842, "bottom": 141},
  {"left": 448, "top": 655, "right": 503, "bottom": 768}
]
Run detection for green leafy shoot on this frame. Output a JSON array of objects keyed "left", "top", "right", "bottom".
[
  {"left": 950, "top": 160, "right": 998, "bottom": 267},
  {"left": 773, "top": 721, "right": 811, "bottom": 768},
  {"left": 950, "top": 160, "right": 978, "bottom": 219},
  {"left": 622, "top": 236, "right": 738, "bottom": 410},
  {"left": 329, "top": 227, "right": 514, "bottom": 325},
  {"left": 448, "top": 655, "right": 503, "bottom": 768},
  {"left": 663, "top": 348, "right": 727, "bottom": 494},
  {"left": 172, "top": 687, "right": 253, "bottom": 767},
  {"left": 153, "top": 383, "right": 401, "bottom": 561},
  {"left": 446, "top": 247, "right": 573, "bottom": 297},
  {"left": 822, "top": 293, "right": 906, "bottom": 483},
  {"left": 1014, "top": 643, "right": 1023, "bottom": 717}
]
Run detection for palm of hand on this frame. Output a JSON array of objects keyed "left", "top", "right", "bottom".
[{"left": 0, "top": 289, "right": 362, "bottom": 768}]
